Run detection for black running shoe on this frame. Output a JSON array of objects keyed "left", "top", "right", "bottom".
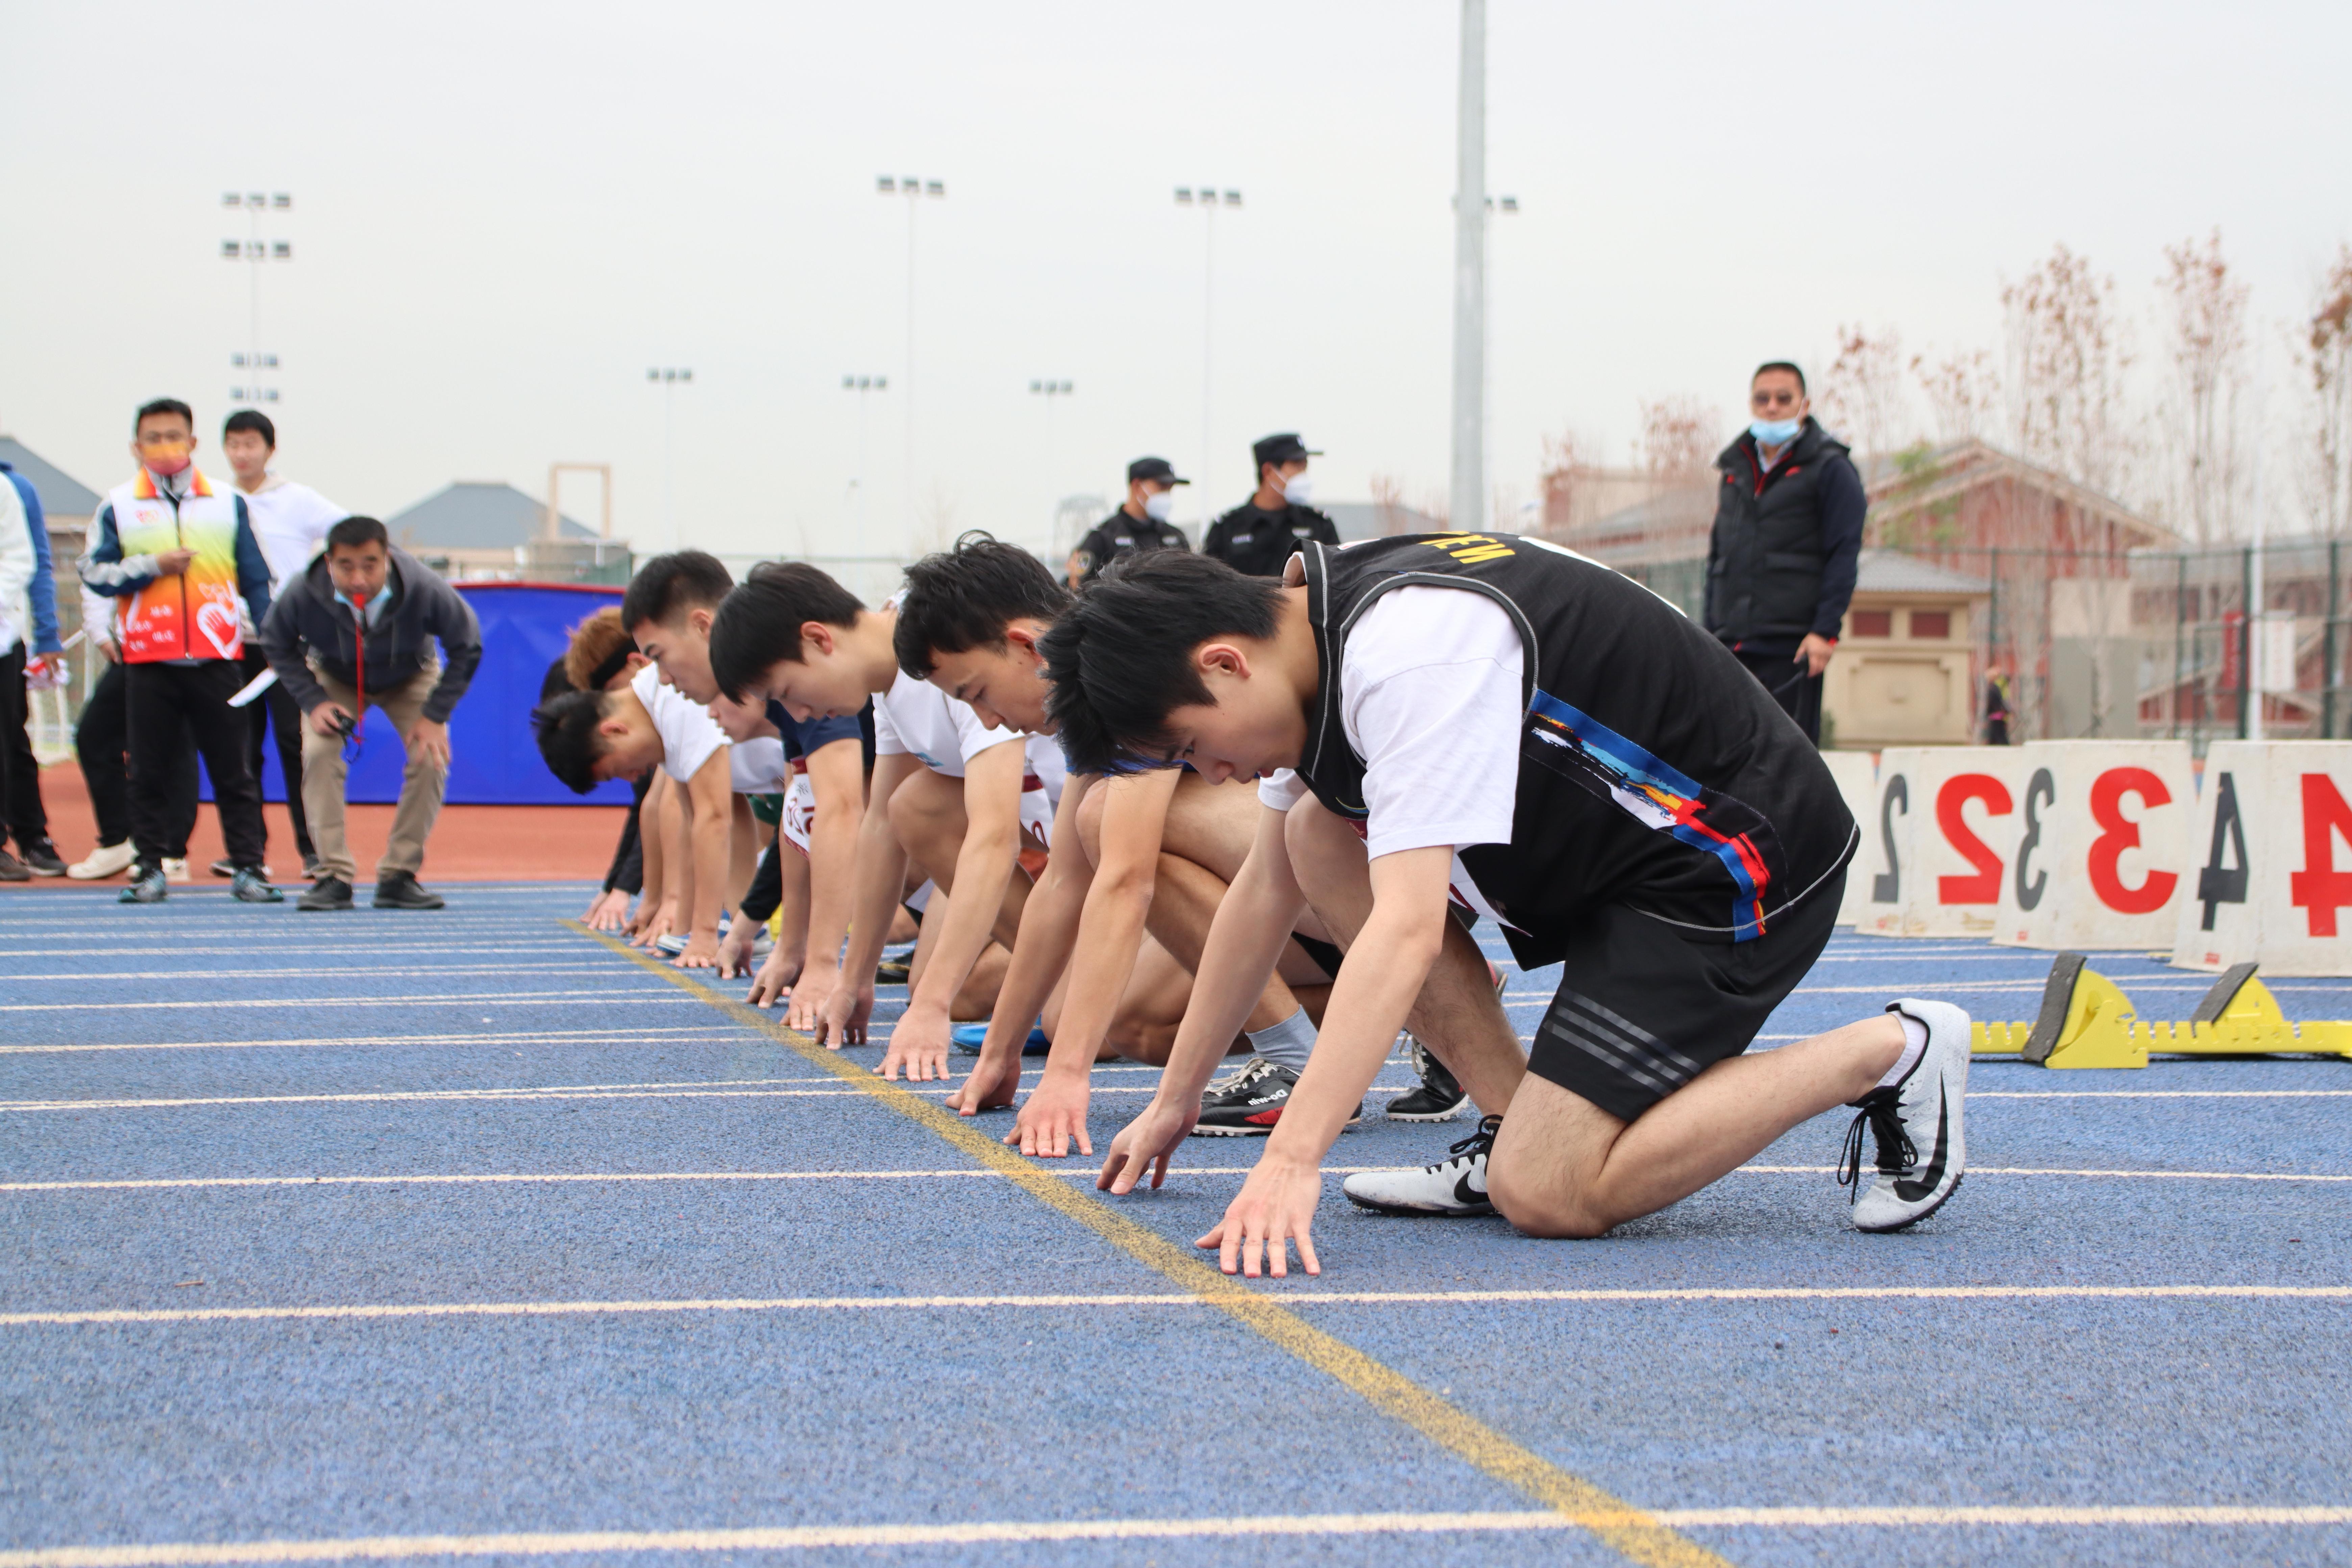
[
  {"left": 298, "top": 876, "right": 354, "bottom": 912},
  {"left": 373, "top": 872, "right": 445, "bottom": 910},
  {"left": 1190, "top": 1061, "right": 1361, "bottom": 1137},
  {"left": 18, "top": 839, "right": 65, "bottom": 877},
  {"left": 0, "top": 848, "right": 27, "bottom": 883},
  {"left": 1386, "top": 1035, "right": 1471, "bottom": 1122},
  {"left": 118, "top": 863, "right": 168, "bottom": 903},
  {"left": 875, "top": 958, "right": 912, "bottom": 985}
]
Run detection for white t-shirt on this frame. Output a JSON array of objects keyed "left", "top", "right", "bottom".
[
  {"left": 241, "top": 477, "right": 346, "bottom": 591},
  {"left": 633, "top": 662, "right": 729, "bottom": 783},
  {"left": 1258, "top": 585, "right": 1524, "bottom": 863},
  {"left": 729, "top": 735, "right": 788, "bottom": 795},
  {"left": 871, "top": 667, "right": 1025, "bottom": 779}
]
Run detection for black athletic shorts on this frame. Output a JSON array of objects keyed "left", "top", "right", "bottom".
[{"left": 1526, "top": 867, "right": 1844, "bottom": 1123}]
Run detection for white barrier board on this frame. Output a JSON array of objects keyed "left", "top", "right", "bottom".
[
  {"left": 1818, "top": 750, "right": 1877, "bottom": 926},
  {"left": 1854, "top": 746, "right": 2039, "bottom": 936},
  {"left": 1994, "top": 740, "right": 2195, "bottom": 952},
  {"left": 2172, "top": 741, "right": 2352, "bottom": 976}
]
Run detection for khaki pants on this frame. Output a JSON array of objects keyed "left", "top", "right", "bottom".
[{"left": 302, "top": 665, "right": 446, "bottom": 885}]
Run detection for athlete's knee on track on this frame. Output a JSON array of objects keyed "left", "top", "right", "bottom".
[{"left": 1486, "top": 1165, "right": 1613, "bottom": 1240}]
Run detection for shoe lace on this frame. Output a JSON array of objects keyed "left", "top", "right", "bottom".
[
  {"left": 1206, "top": 1056, "right": 1273, "bottom": 1098},
  {"left": 1443, "top": 1113, "right": 1503, "bottom": 1168},
  {"left": 1837, "top": 1089, "right": 1915, "bottom": 1200},
  {"left": 1405, "top": 1033, "right": 1432, "bottom": 1080}
]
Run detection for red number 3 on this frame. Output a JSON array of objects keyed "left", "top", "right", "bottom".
[{"left": 2087, "top": 767, "right": 2177, "bottom": 915}]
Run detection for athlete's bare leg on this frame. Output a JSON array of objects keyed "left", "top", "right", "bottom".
[
  {"left": 1040, "top": 934, "right": 1199, "bottom": 1065},
  {"left": 1485, "top": 1019, "right": 1903, "bottom": 1238},
  {"left": 886, "top": 766, "right": 1031, "bottom": 950}
]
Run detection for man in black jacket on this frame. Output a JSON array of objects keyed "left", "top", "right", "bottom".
[
  {"left": 259, "top": 516, "right": 483, "bottom": 910},
  {"left": 1201, "top": 433, "right": 1340, "bottom": 578},
  {"left": 1068, "top": 457, "right": 1193, "bottom": 585},
  {"left": 1703, "top": 363, "right": 1864, "bottom": 744}
]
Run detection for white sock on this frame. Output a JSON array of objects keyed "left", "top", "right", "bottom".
[
  {"left": 1879, "top": 1010, "right": 1930, "bottom": 1089},
  {"left": 1246, "top": 1007, "right": 1316, "bottom": 1072}
]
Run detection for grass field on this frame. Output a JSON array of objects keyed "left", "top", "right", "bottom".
[{"left": 2, "top": 883, "right": 2347, "bottom": 1567}]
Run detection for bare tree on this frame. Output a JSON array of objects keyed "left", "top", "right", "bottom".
[
  {"left": 2002, "top": 244, "right": 2132, "bottom": 498},
  {"left": 1369, "top": 472, "right": 1412, "bottom": 535},
  {"left": 1637, "top": 395, "right": 1716, "bottom": 485},
  {"left": 1912, "top": 348, "right": 2000, "bottom": 445},
  {"left": 2298, "top": 244, "right": 2352, "bottom": 537},
  {"left": 1814, "top": 324, "right": 1914, "bottom": 456},
  {"left": 2155, "top": 228, "right": 2250, "bottom": 544}
]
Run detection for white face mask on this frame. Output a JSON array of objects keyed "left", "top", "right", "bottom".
[
  {"left": 1143, "top": 489, "right": 1176, "bottom": 523},
  {"left": 1280, "top": 472, "right": 1315, "bottom": 507}
]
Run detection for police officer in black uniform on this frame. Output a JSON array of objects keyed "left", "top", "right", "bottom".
[
  {"left": 1201, "top": 432, "right": 1341, "bottom": 578},
  {"left": 1069, "top": 458, "right": 1193, "bottom": 586}
]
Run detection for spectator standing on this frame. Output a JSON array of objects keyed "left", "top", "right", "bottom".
[
  {"left": 78, "top": 399, "right": 280, "bottom": 905},
  {"left": 260, "top": 516, "right": 481, "bottom": 911},
  {"left": 1201, "top": 433, "right": 1340, "bottom": 579},
  {"left": 0, "top": 455, "right": 65, "bottom": 877},
  {"left": 221, "top": 410, "right": 344, "bottom": 880},
  {"left": 1702, "top": 362, "right": 1864, "bottom": 745},
  {"left": 1068, "top": 458, "right": 1192, "bottom": 586}
]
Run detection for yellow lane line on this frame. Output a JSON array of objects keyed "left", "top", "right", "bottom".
[{"left": 566, "top": 921, "right": 1725, "bottom": 1568}]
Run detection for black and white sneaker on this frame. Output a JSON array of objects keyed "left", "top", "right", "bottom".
[
  {"left": 1190, "top": 1061, "right": 1361, "bottom": 1137},
  {"left": 1385, "top": 1035, "right": 1471, "bottom": 1122},
  {"left": 1342, "top": 1114, "right": 1501, "bottom": 1217},
  {"left": 1840, "top": 998, "right": 1970, "bottom": 1233}
]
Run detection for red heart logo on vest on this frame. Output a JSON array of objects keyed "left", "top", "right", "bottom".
[{"left": 194, "top": 596, "right": 241, "bottom": 658}]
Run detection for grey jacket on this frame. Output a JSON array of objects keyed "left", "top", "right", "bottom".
[{"left": 259, "top": 545, "right": 482, "bottom": 724}]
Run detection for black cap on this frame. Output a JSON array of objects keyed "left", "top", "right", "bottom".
[
  {"left": 1251, "top": 432, "right": 1321, "bottom": 470},
  {"left": 1127, "top": 457, "right": 1189, "bottom": 486}
]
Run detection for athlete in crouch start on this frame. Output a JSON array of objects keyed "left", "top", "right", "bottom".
[{"left": 1040, "top": 536, "right": 1971, "bottom": 1276}]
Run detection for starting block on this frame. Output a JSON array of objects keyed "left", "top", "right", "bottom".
[{"left": 1969, "top": 954, "right": 2352, "bottom": 1068}]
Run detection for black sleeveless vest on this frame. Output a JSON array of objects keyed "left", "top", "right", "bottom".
[{"left": 1295, "top": 533, "right": 1855, "bottom": 965}]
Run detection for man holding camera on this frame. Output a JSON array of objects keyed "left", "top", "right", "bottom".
[{"left": 259, "top": 516, "right": 481, "bottom": 911}]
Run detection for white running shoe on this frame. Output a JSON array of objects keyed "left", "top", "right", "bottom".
[
  {"left": 66, "top": 841, "right": 138, "bottom": 881},
  {"left": 161, "top": 857, "right": 191, "bottom": 884},
  {"left": 1341, "top": 1114, "right": 1500, "bottom": 1217},
  {"left": 1841, "top": 999, "right": 1970, "bottom": 1233}
]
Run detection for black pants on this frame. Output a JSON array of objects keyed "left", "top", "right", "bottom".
[
  {"left": 243, "top": 645, "right": 314, "bottom": 862},
  {"left": 0, "top": 642, "right": 45, "bottom": 852},
  {"left": 126, "top": 661, "right": 266, "bottom": 868},
  {"left": 1733, "top": 648, "right": 1823, "bottom": 745},
  {"left": 78, "top": 660, "right": 198, "bottom": 850}
]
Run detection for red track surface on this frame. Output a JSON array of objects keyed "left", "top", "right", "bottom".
[{"left": 7, "top": 764, "right": 624, "bottom": 886}]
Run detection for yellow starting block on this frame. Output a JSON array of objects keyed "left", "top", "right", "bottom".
[{"left": 1969, "top": 954, "right": 2352, "bottom": 1069}]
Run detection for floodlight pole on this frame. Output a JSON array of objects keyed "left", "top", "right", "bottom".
[
  {"left": 219, "top": 191, "right": 291, "bottom": 405},
  {"left": 882, "top": 176, "right": 946, "bottom": 545},
  {"left": 842, "top": 375, "right": 888, "bottom": 558},
  {"left": 1177, "top": 186, "right": 1240, "bottom": 528},
  {"left": 647, "top": 368, "right": 693, "bottom": 552},
  {"left": 1448, "top": 0, "right": 1487, "bottom": 532}
]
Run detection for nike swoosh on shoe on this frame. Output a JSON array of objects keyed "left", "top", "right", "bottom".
[{"left": 1894, "top": 1098, "right": 1949, "bottom": 1203}]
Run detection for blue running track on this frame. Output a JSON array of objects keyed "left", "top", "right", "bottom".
[{"left": 1, "top": 883, "right": 2347, "bottom": 1567}]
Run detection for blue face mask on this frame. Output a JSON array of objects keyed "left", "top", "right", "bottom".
[{"left": 1750, "top": 417, "right": 1802, "bottom": 446}]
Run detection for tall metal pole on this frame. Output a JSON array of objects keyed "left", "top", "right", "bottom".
[
  {"left": 1202, "top": 198, "right": 1215, "bottom": 524},
  {"left": 1447, "top": 0, "right": 1487, "bottom": 532}
]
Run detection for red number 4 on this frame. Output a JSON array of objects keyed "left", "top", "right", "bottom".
[{"left": 2289, "top": 774, "right": 2352, "bottom": 938}]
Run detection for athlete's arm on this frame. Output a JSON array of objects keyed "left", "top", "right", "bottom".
[
  {"left": 824, "top": 750, "right": 924, "bottom": 1048},
  {"left": 881, "top": 737, "right": 1026, "bottom": 1082},
  {"left": 630, "top": 771, "right": 675, "bottom": 946},
  {"left": 1204, "top": 844, "right": 1453, "bottom": 1278},
  {"left": 1098, "top": 801, "right": 1303, "bottom": 1196},
  {"left": 676, "top": 749, "right": 734, "bottom": 970},
  {"left": 1012, "top": 768, "right": 1180, "bottom": 1156},
  {"left": 946, "top": 774, "right": 1094, "bottom": 1129},
  {"left": 784, "top": 736, "right": 863, "bottom": 1031}
]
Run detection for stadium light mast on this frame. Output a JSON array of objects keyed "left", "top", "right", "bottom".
[
  {"left": 1448, "top": 0, "right": 1486, "bottom": 532},
  {"left": 879, "top": 175, "right": 946, "bottom": 545},
  {"left": 646, "top": 367, "right": 693, "bottom": 552},
  {"left": 842, "top": 374, "right": 889, "bottom": 557},
  {"left": 1175, "top": 185, "right": 1240, "bottom": 526},
  {"left": 219, "top": 191, "right": 292, "bottom": 405}
]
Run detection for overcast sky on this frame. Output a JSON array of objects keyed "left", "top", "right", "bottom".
[{"left": 4, "top": 1, "right": 2348, "bottom": 562}]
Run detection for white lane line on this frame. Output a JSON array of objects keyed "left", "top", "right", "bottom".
[
  {"left": 5, "top": 1506, "right": 2350, "bottom": 1567},
  {"left": 0, "top": 1030, "right": 754, "bottom": 1057},
  {"left": 5, "top": 1283, "right": 2346, "bottom": 1330},
  {"left": 0, "top": 964, "right": 630, "bottom": 982},
  {"left": 7, "top": 1161, "right": 2346, "bottom": 1195},
  {"left": 0, "top": 990, "right": 697, "bottom": 1014},
  {"left": 1974, "top": 1089, "right": 2352, "bottom": 1099},
  {"left": 0, "top": 942, "right": 588, "bottom": 958},
  {"left": 0, "top": 1082, "right": 1209, "bottom": 1112}
]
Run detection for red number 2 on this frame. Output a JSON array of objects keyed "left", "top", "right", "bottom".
[
  {"left": 2289, "top": 774, "right": 2352, "bottom": 938},
  {"left": 2087, "top": 767, "right": 2177, "bottom": 915},
  {"left": 1936, "top": 773, "right": 2013, "bottom": 904}
]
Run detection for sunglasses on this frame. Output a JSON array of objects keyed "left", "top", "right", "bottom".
[{"left": 1751, "top": 389, "right": 1802, "bottom": 410}]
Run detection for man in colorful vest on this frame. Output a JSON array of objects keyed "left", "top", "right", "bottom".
[{"left": 78, "top": 398, "right": 280, "bottom": 905}]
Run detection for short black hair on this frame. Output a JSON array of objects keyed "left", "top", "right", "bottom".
[
  {"left": 895, "top": 531, "right": 1071, "bottom": 678},
  {"left": 222, "top": 410, "right": 276, "bottom": 448},
  {"left": 707, "top": 562, "right": 865, "bottom": 701},
  {"left": 622, "top": 550, "right": 735, "bottom": 633},
  {"left": 1039, "top": 551, "right": 1283, "bottom": 774},
  {"left": 134, "top": 398, "right": 194, "bottom": 433},
  {"left": 531, "top": 688, "right": 613, "bottom": 794},
  {"left": 326, "top": 516, "right": 388, "bottom": 553},
  {"left": 1753, "top": 361, "right": 1807, "bottom": 394}
]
